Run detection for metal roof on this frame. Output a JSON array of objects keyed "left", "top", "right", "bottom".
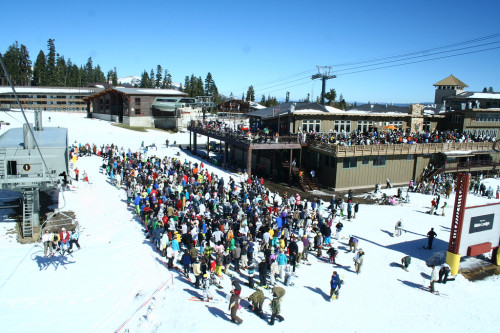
[{"left": 0, "top": 127, "right": 68, "bottom": 149}]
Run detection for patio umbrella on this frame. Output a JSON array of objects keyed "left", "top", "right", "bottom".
[{"left": 384, "top": 125, "right": 397, "bottom": 130}]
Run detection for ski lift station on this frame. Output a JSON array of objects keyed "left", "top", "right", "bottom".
[{"left": 0, "top": 111, "right": 68, "bottom": 238}]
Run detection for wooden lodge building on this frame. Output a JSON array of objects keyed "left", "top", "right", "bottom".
[{"left": 188, "top": 76, "right": 500, "bottom": 191}]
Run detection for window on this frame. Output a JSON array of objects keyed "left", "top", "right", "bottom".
[
  {"left": 386, "top": 121, "right": 403, "bottom": 128},
  {"left": 357, "top": 121, "right": 373, "bottom": 132},
  {"left": 407, "top": 154, "right": 414, "bottom": 160},
  {"left": 302, "top": 119, "right": 321, "bottom": 132},
  {"left": 476, "top": 113, "right": 500, "bottom": 122},
  {"left": 362, "top": 156, "right": 370, "bottom": 165},
  {"left": 423, "top": 121, "right": 431, "bottom": 131},
  {"left": 343, "top": 157, "right": 357, "bottom": 169},
  {"left": 135, "top": 108, "right": 141, "bottom": 115},
  {"left": 134, "top": 98, "right": 141, "bottom": 106},
  {"left": 373, "top": 156, "right": 386, "bottom": 166},
  {"left": 451, "top": 114, "right": 462, "bottom": 123},
  {"left": 334, "top": 120, "right": 351, "bottom": 132},
  {"left": 7, "top": 161, "right": 17, "bottom": 175}
]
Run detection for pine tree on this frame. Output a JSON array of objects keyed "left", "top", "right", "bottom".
[
  {"left": 230, "top": 92, "right": 234, "bottom": 100},
  {"left": 183, "top": 76, "right": 190, "bottom": 95},
  {"left": 155, "top": 65, "right": 162, "bottom": 88},
  {"left": 55, "top": 54, "right": 67, "bottom": 86},
  {"left": 285, "top": 91, "right": 290, "bottom": 103},
  {"left": 196, "top": 76, "right": 204, "bottom": 96},
  {"left": 204, "top": 72, "right": 214, "bottom": 96},
  {"left": 19, "top": 44, "right": 32, "bottom": 86},
  {"left": 260, "top": 94, "right": 265, "bottom": 104},
  {"left": 140, "top": 71, "right": 150, "bottom": 88},
  {"left": 162, "top": 69, "right": 172, "bottom": 89},
  {"left": 246, "top": 85, "right": 255, "bottom": 102},
  {"left": 242, "top": 93, "right": 245, "bottom": 101},
  {"left": 33, "top": 50, "right": 47, "bottom": 86},
  {"left": 483, "top": 87, "right": 488, "bottom": 92},
  {"left": 149, "top": 69, "right": 155, "bottom": 88},
  {"left": 84, "top": 57, "right": 93, "bottom": 85},
  {"left": 94, "top": 65, "right": 105, "bottom": 83},
  {"left": 488, "top": 87, "right": 494, "bottom": 93},
  {"left": 46, "top": 39, "right": 57, "bottom": 86},
  {"left": 325, "top": 88, "right": 336, "bottom": 106},
  {"left": 106, "top": 70, "right": 113, "bottom": 83}
]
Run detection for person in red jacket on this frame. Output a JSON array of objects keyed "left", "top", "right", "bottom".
[{"left": 59, "top": 228, "right": 71, "bottom": 254}]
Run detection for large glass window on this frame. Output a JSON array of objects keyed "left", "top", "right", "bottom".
[
  {"left": 134, "top": 98, "right": 141, "bottom": 106},
  {"left": 357, "top": 121, "right": 373, "bottom": 132},
  {"left": 302, "top": 119, "right": 321, "bottom": 132},
  {"left": 334, "top": 120, "right": 351, "bottom": 132},
  {"left": 476, "top": 113, "right": 500, "bottom": 122}
]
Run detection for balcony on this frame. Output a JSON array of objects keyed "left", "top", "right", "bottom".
[{"left": 310, "top": 141, "right": 497, "bottom": 157}]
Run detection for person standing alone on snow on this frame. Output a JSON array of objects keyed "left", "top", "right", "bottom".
[
  {"left": 329, "top": 270, "right": 341, "bottom": 300},
  {"left": 354, "top": 250, "right": 365, "bottom": 274},
  {"left": 427, "top": 228, "right": 437, "bottom": 249}
]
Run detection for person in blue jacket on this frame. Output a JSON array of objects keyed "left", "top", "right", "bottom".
[{"left": 330, "top": 271, "right": 341, "bottom": 300}]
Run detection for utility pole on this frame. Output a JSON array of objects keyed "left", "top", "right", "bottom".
[{"left": 311, "top": 66, "right": 336, "bottom": 105}]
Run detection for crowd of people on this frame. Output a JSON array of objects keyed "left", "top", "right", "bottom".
[
  {"left": 308, "top": 129, "right": 496, "bottom": 146},
  {"left": 78, "top": 142, "right": 366, "bottom": 324}
]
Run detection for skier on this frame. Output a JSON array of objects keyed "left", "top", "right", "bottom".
[
  {"left": 426, "top": 228, "right": 437, "bottom": 249},
  {"left": 353, "top": 250, "right": 365, "bottom": 274},
  {"left": 329, "top": 270, "right": 341, "bottom": 300},
  {"left": 269, "top": 286, "right": 286, "bottom": 325},
  {"left": 59, "top": 228, "right": 71, "bottom": 255},
  {"left": 201, "top": 274, "right": 213, "bottom": 301},
  {"left": 429, "top": 265, "right": 439, "bottom": 293},
  {"left": 394, "top": 220, "right": 404, "bottom": 237},
  {"left": 69, "top": 229, "right": 81, "bottom": 251}
]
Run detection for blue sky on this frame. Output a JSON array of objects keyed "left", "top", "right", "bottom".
[{"left": 2, "top": 0, "right": 500, "bottom": 103}]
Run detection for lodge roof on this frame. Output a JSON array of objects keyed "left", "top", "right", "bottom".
[{"left": 433, "top": 75, "right": 468, "bottom": 87}]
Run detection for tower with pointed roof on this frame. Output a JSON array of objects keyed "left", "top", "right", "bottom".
[{"left": 433, "top": 75, "right": 468, "bottom": 105}]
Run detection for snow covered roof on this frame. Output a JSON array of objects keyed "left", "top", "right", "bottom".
[
  {"left": 0, "top": 86, "right": 101, "bottom": 95},
  {"left": 110, "top": 87, "right": 187, "bottom": 96},
  {"left": 447, "top": 92, "right": 500, "bottom": 101}
]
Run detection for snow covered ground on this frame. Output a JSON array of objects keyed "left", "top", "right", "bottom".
[{"left": 0, "top": 111, "right": 499, "bottom": 333}]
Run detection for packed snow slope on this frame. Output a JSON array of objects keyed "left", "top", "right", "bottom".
[{"left": 0, "top": 111, "right": 499, "bottom": 333}]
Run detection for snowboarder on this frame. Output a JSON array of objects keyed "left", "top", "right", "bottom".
[
  {"left": 329, "top": 270, "right": 341, "bottom": 300},
  {"left": 269, "top": 286, "right": 285, "bottom": 325},
  {"left": 426, "top": 228, "right": 437, "bottom": 249}
]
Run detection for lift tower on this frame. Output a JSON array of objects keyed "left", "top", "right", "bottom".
[{"left": 311, "top": 66, "right": 336, "bottom": 105}]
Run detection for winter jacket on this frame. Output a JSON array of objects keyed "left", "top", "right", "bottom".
[
  {"left": 248, "top": 289, "right": 265, "bottom": 304},
  {"left": 277, "top": 253, "right": 288, "bottom": 265},
  {"left": 181, "top": 252, "right": 192, "bottom": 265},
  {"left": 430, "top": 266, "right": 439, "bottom": 282},
  {"left": 330, "top": 274, "right": 341, "bottom": 289}
]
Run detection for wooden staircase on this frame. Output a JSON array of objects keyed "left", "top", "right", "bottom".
[{"left": 283, "top": 162, "right": 319, "bottom": 192}]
